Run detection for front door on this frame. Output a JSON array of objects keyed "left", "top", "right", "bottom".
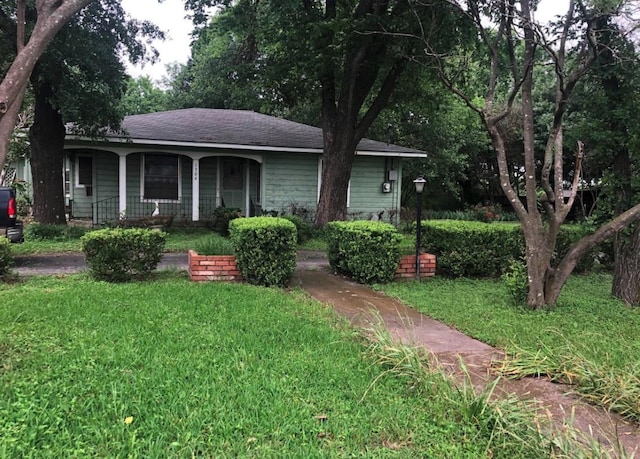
[{"left": 222, "top": 158, "right": 244, "bottom": 210}]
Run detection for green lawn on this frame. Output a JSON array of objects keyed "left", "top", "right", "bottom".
[
  {"left": 4, "top": 224, "right": 636, "bottom": 453},
  {"left": 0, "top": 274, "right": 586, "bottom": 458},
  {"left": 10, "top": 227, "right": 222, "bottom": 256}
]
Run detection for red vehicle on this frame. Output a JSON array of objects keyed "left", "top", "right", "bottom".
[{"left": 0, "top": 187, "right": 24, "bottom": 243}]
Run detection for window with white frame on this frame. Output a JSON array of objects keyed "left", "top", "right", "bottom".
[
  {"left": 64, "top": 169, "right": 70, "bottom": 198},
  {"left": 142, "top": 154, "right": 180, "bottom": 201},
  {"left": 317, "top": 158, "right": 350, "bottom": 207}
]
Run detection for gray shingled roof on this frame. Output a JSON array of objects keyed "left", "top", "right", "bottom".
[{"left": 105, "top": 108, "right": 425, "bottom": 156}]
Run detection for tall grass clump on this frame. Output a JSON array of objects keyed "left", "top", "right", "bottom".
[
  {"left": 360, "top": 317, "right": 616, "bottom": 458},
  {"left": 193, "top": 232, "right": 234, "bottom": 255},
  {"left": 501, "top": 259, "right": 529, "bottom": 306},
  {"left": 497, "top": 343, "right": 640, "bottom": 423}
]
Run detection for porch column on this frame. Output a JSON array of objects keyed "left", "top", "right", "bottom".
[
  {"left": 215, "top": 157, "right": 222, "bottom": 207},
  {"left": 192, "top": 157, "right": 200, "bottom": 221},
  {"left": 245, "top": 159, "right": 250, "bottom": 216},
  {"left": 118, "top": 154, "right": 127, "bottom": 219}
]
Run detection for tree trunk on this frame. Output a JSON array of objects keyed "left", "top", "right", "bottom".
[
  {"left": 612, "top": 223, "right": 640, "bottom": 306},
  {"left": 0, "top": 0, "right": 94, "bottom": 167},
  {"left": 315, "top": 130, "right": 356, "bottom": 227},
  {"left": 29, "top": 80, "right": 67, "bottom": 225},
  {"left": 521, "top": 221, "right": 558, "bottom": 309},
  {"left": 543, "top": 204, "right": 640, "bottom": 305}
]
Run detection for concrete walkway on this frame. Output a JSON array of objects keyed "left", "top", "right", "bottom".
[
  {"left": 12, "top": 251, "right": 640, "bottom": 455},
  {"left": 294, "top": 263, "right": 640, "bottom": 457}
]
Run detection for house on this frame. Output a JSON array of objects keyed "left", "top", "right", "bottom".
[{"left": 62, "top": 109, "right": 427, "bottom": 225}]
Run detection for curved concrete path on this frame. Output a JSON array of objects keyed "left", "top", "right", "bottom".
[{"left": 294, "top": 264, "right": 640, "bottom": 457}]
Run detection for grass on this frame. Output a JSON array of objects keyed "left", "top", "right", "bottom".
[
  {"left": 0, "top": 274, "right": 601, "bottom": 457},
  {"left": 192, "top": 232, "right": 235, "bottom": 255},
  {"left": 379, "top": 274, "right": 640, "bottom": 421},
  {"left": 10, "top": 226, "right": 225, "bottom": 256},
  {"left": 12, "top": 225, "right": 328, "bottom": 255},
  {"left": 10, "top": 224, "right": 417, "bottom": 256}
]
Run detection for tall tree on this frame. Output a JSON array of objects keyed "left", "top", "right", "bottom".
[
  {"left": 0, "top": 0, "right": 95, "bottom": 169},
  {"left": 568, "top": 14, "right": 640, "bottom": 305},
  {"left": 184, "top": 0, "right": 465, "bottom": 226},
  {"left": 366, "top": 74, "right": 491, "bottom": 210},
  {"left": 426, "top": 0, "right": 640, "bottom": 308},
  {"left": 119, "top": 76, "right": 169, "bottom": 116},
  {"left": 26, "top": 1, "right": 163, "bottom": 224}
]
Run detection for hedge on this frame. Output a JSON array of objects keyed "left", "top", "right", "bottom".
[
  {"left": 326, "top": 220, "right": 402, "bottom": 284},
  {"left": 422, "top": 220, "right": 598, "bottom": 278},
  {"left": 229, "top": 217, "right": 297, "bottom": 287},
  {"left": 81, "top": 228, "right": 167, "bottom": 282}
]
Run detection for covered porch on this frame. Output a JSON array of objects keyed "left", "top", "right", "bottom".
[{"left": 66, "top": 148, "right": 263, "bottom": 225}]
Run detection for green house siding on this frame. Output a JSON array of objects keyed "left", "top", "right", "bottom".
[
  {"left": 262, "top": 153, "right": 402, "bottom": 223},
  {"left": 348, "top": 156, "right": 402, "bottom": 223},
  {"left": 69, "top": 150, "right": 118, "bottom": 220},
  {"left": 65, "top": 147, "right": 407, "bottom": 225},
  {"left": 263, "top": 153, "right": 319, "bottom": 214},
  {"left": 95, "top": 152, "right": 119, "bottom": 202}
]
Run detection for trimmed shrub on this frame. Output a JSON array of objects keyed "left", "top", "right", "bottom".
[
  {"left": 81, "top": 228, "right": 167, "bottom": 282},
  {"left": 0, "top": 237, "right": 13, "bottom": 276},
  {"left": 423, "top": 220, "right": 603, "bottom": 278},
  {"left": 229, "top": 217, "right": 297, "bottom": 287},
  {"left": 422, "top": 220, "right": 524, "bottom": 277},
  {"left": 325, "top": 220, "right": 402, "bottom": 284}
]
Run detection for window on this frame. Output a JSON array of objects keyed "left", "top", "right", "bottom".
[
  {"left": 143, "top": 154, "right": 180, "bottom": 201},
  {"left": 76, "top": 156, "right": 92, "bottom": 187},
  {"left": 64, "top": 169, "right": 70, "bottom": 198}
]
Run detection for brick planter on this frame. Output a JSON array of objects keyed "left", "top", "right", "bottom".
[
  {"left": 395, "top": 253, "right": 436, "bottom": 280},
  {"left": 188, "top": 250, "right": 242, "bottom": 282}
]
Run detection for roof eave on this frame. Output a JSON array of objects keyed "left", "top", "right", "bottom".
[{"left": 65, "top": 136, "right": 427, "bottom": 158}]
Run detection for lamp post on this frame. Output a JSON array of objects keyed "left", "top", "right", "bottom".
[{"left": 413, "top": 176, "right": 426, "bottom": 279}]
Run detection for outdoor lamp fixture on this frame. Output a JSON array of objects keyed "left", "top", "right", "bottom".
[{"left": 413, "top": 176, "right": 427, "bottom": 279}]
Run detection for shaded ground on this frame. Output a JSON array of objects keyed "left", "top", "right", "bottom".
[
  {"left": 11, "top": 251, "right": 640, "bottom": 455},
  {"left": 12, "top": 252, "right": 188, "bottom": 276}
]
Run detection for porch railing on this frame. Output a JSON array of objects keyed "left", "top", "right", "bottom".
[{"left": 89, "top": 196, "right": 223, "bottom": 226}]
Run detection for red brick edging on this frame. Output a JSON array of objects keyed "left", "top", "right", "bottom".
[
  {"left": 395, "top": 253, "right": 436, "bottom": 279},
  {"left": 188, "top": 250, "right": 242, "bottom": 282},
  {"left": 189, "top": 250, "right": 435, "bottom": 282}
]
